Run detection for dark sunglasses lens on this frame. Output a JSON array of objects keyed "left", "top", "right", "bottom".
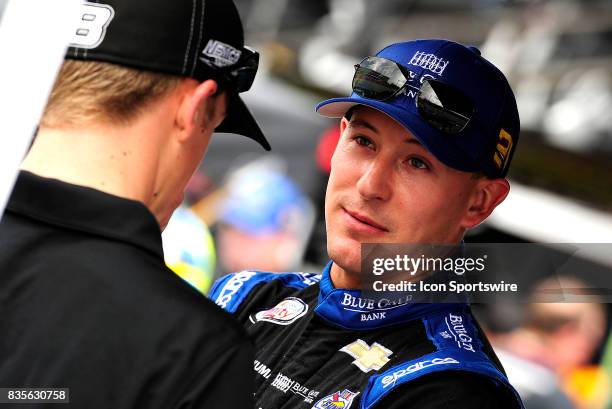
[
  {"left": 228, "top": 48, "right": 259, "bottom": 93},
  {"left": 417, "top": 80, "right": 474, "bottom": 134},
  {"left": 234, "top": 67, "right": 257, "bottom": 92},
  {"left": 352, "top": 57, "right": 407, "bottom": 100}
]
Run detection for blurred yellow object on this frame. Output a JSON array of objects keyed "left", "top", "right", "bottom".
[
  {"left": 563, "top": 366, "right": 609, "bottom": 409},
  {"left": 167, "top": 260, "right": 213, "bottom": 295},
  {"left": 162, "top": 206, "right": 217, "bottom": 295}
]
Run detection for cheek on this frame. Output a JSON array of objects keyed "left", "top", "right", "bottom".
[
  {"left": 324, "top": 163, "right": 357, "bottom": 260},
  {"left": 324, "top": 172, "right": 341, "bottom": 234},
  {"left": 325, "top": 152, "right": 352, "bottom": 211},
  {"left": 328, "top": 145, "right": 363, "bottom": 186},
  {"left": 393, "top": 183, "right": 468, "bottom": 241}
]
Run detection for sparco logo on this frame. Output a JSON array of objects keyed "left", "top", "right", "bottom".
[
  {"left": 445, "top": 313, "right": 476, "bottom": 352},
  {"left": 381, "top": 357, "right": 459, "bottom": 388},
  {"left": 296, "top": 273, "right": 321, "bottom": 286},
  {"left": 215, "top": 271, "right": 256, "bottom": 308},
  {"left": 408, "top": 51, "right": 450, "bottom": 76},
  {"left": 200, "top": 39, "right": 241, "bottom": 67}
]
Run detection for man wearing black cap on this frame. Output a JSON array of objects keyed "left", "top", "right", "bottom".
[
  {"left": 0, "top": 0, "right": 268, "bottom": 408},
  {"left": 211, "top": 39, "right": 524, "bottom": 408}
]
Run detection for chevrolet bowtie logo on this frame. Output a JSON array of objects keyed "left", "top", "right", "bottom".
[{"left": 340, "top": 339, "right": 393, "bottom": 373}]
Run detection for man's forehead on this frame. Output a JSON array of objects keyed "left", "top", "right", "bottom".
[{"left": 348, "top": 106, "right": 424, "bottom": 147}]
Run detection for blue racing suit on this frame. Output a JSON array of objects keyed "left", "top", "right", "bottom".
[{"left": 210, "top": 262, "right": 524, "bottom": 409}]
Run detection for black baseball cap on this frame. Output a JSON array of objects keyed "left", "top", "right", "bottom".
[{"left": 66, "top": 0, "right": 270, "bottom": 151}]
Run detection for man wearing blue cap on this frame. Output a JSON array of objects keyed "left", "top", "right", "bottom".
[{"left": 211, "top": 39, "right": 523, "bottom": 408}]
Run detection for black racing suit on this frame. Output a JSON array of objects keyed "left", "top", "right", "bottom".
[{"left": 210, "top": 262, "right": 524, "bottom": 409}]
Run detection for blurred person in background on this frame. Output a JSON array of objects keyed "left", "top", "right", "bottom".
[
  {"left": 210, "top": 39, "right": 524, "bottom": 408},
  {"left": 0, "top": 0, "right": 269, "bottom": 407},
  {"left": 216, "top": 158, "right": 315, "bottom": 274},
  {"left": 486, "top": 276, "right": 607, "bottom": 409}
]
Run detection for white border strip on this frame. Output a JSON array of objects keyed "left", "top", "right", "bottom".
[{"left": 0, "top": 0, "right": 80, "bottom": 220}]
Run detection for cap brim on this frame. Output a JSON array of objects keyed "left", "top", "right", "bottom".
[
  {"left": 216, "top": 93, "right": 271, "bottom": 151},
  {"left": 316, "top": 97, "right": 480, "bottom": 173}
]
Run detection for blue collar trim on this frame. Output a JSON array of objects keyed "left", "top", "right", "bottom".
[{"left": 315, "top": 261, "right": 460, "bottom": 330}]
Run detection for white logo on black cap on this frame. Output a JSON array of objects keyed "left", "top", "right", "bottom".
[
  {"left": 200, "top": 39, "right": 241, "bottom": 68},
  {"left": 69, "top": 2, "right": 114, "bottom": 49}
]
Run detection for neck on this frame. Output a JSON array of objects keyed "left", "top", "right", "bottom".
[
  {"left": 330, "top": 262, "right": 361, "bottom": 289},
  {"left": 22, "top": 120, "right": 168, "bottom": 222},
  {"left": 329, "top": 237, "right": 466, "bottom": 290}
]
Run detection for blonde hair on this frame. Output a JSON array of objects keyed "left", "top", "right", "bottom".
[{"left": 41, "top": 60, "right": 184, "bottom": 128}]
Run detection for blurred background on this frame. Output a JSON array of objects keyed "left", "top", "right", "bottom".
[{"left": 3, "top": 0, "right": 603, "bottom": 406}]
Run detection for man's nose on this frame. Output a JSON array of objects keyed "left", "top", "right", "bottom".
[{"left": 356, "top": 157, "right": 392, "bottom": 202}]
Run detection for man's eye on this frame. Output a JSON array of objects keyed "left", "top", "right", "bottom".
[
  {"left": 354, "top": 136, "right": 373, "bottom": 148},
  {"left": 408, "top": 157, "right": 429, "bottom": 170}
]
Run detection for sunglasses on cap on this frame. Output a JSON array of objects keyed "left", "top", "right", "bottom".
[
  {"left": 210, "top": 46, "right": 259, "bottom": 93},
  {"left": 352, "top": 56, "right": 474, "bottom": 134}
]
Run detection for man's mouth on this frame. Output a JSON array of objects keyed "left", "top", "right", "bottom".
[{"left": 342, "top": 207, "right": 389, "bottom": 233}]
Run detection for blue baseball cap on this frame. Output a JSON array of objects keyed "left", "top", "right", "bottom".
[{"left": 316, "top": 39, "right": 520, "bottom": 178}]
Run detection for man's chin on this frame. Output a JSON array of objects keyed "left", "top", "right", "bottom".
[{"left": 328, "top": 240, "right": 363, "bottom": 275}]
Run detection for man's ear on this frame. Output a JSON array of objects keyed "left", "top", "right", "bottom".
[
  {"left": 175, "top": 79, "right": 219, "bottom": 141},
  {"left": 461, "top": 178, "right": 510, "bottom": 229},
  {"left": 340, "top": 116, "right": 350, "bottom": 134}
]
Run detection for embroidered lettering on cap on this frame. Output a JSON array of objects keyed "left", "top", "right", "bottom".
[
  {"left": 408, "top": 51, "right": 450, "bottom": 76},
  {"left": 200, "top": 39, "right": 241, "bottom": 68},
  {"left": 493, "top": 129, "right": 514, "bottom": 170},
  {"left": 70, "top": 2, "right": 115, "bottom": 49}
]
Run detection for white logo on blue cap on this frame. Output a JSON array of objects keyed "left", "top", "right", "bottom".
[{"left": 408, "top": 51, "right": 450, "bottom": 76}]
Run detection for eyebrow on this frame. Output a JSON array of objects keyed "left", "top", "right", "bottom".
[
  {"left": 349, "top": 119, "right": 379, "bottom": 134},
  {"left": 405, "top": 138, "right": 423, "bottom": 147},
  {"left": 350, "top": 118, "right": 424, "bottom": 147}
]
